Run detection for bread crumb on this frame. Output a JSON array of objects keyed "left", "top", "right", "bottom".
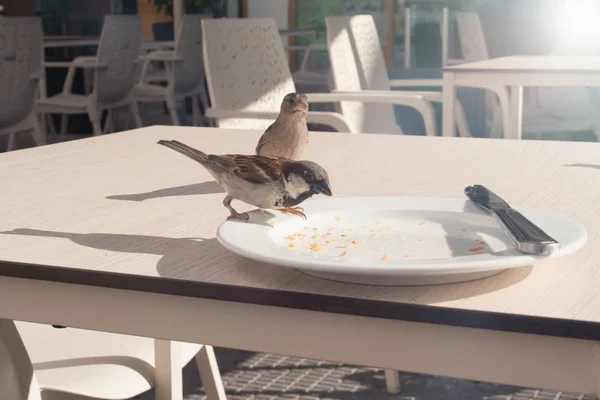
[
  {"left": 404, "top": 255, "right": 412, "bottom": 258},
  {"left": 311, "top": 234, "right": 318, "bottom": 239},
  {"left": 285, "top": 235, "right": 295, "bottom": 240},
  {"left": 417, "top": 239, "right": 425, "bottom": 243},
  {"left": 340, "top": 233, "right": 348, "bottom": 237},
  {"left": 382, "top": 254, "right": 388, "bottom": 261},
  {"left": 384, "top": 238, "right": 390, "bottom": 242},
  {"left": 335, "top": 216, "right": 341, "bottom": 221},
  {"left": 469, "top": 246, "right": 484, "bottom": 254},
  {"left": 312, "top": 227, "right": 318, "bottom": 231},
  {"left": 328, "top": 227, "right": 335, "bottom": 231},
  {"left": 309, "top": 243, "right": 325, "bottom": 252},
  {"left": 287, "top": 243, "right": 295, "bottom": 248},
  {"left": 351, "top": 240, "right": 364, "bottom": 245},
  {"left": 376, "top": 221, "right": 381, "bottom": 225},
  {"left": 338, "top": 251, "right": 347, "bottom": 257}
]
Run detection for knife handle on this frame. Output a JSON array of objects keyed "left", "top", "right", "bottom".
[{"left": 494, "top": 208, "right": 560, "bottom": 255}]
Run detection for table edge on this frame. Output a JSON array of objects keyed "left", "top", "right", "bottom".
[{"left": 1, "top": 260, "right": 598, "bottom": 341}]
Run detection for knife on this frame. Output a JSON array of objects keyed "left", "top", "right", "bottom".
[{"left": 464, "top": 184, "right": 560, "bottom": 256}]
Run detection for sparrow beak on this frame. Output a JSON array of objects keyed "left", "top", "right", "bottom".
[
  {"left": 312, "top": 180, "right": 332, "bottom": 196},
  {"left": 295, "top": 99, "right": 308, "bottom": 112}
]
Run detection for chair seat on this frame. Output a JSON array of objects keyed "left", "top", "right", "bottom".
[
  {"left": 16, "top": 322, "right": 202, "bottom": 400},
  {"left": 36, "top": 93, "right": 90, "bottom": 114},
  {"left": 134, "top": 83, "right": 169, "bottom": 101}
]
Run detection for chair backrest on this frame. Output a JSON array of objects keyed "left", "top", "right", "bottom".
[
  {"left": 342, "top": 11, "right": 389, "bottom": 47},
  {"left": 202, "top": 18, "right": 295, "bottom": 130},
  {"left": 326, "top": 15, "right": 402, "bottom": 135},
  {"left": 94, "top": 15, "right": 143, "bottom": 106},
  {"left": 454, "top": 12, "right": 489, "bottom": 61},
  {"left": 0, "top": 17, "right": 42, "bottom": 130},
  {"left": 172, "top": 14, "right": 210, "bottom": 95},
  {"left": 0, "top": 319, "right": 41, "bottom": 400}
]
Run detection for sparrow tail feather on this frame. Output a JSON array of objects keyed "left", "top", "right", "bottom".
[{"left": 157, "top": 140, "right": 210, "bottom": 164}]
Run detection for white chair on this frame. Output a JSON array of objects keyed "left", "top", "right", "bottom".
[
  {"left": 326, "top": 15, "right": 470, "bottom": 136},
  {"left": 36, "top": 15, "right": 144, "bottom": 140},
  {"left": 202, "top": 18, "right": 442, "bottom": 136},
  {"left": 2, "top": 320, "right": 227, "bottom": 400},
  {"left": 0, "top": 17, "right": 45, "bottom": 151},
  {"left": 135, "top": 14, "right": 210, "bottom": 126}
]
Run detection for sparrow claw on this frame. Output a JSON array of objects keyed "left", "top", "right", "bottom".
[
  {"left": 227, "top": 211, "right": 250, "bottom": 222},
  {"left": 281, "top": 207, "right": 307, "bottom": 219}
]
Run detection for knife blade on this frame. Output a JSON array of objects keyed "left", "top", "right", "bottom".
[{"left": 464, "top": 184, "right": 560, "bottom": 256}]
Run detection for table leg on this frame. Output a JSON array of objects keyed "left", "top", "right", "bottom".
[
  {"left": 154, "top": 339, "right": 183, "bottom": 400},
  {"left": 442, "top": 72, "right": 456, "bottom": 137},
  {"left": 508, "top": 85, "right": 523, "bottom": 140},
  {"left": 385, "top": 369, "right": 401, "bottom": 393}
]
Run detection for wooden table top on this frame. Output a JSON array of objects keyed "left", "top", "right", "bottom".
[
  {"left": 444, "top": 56, "right": 600, "bottom": 73},
  {"left": 1, "top": 126, "right": 599, "bottom": 339}
]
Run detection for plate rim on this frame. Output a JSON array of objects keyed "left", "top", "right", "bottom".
[{"left": 216, "top": 196, "right": 588, "bottom": 277}]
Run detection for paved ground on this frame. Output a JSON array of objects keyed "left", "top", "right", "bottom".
[{"left": 133, "top": 348, "right": 596, "bottom": 400}]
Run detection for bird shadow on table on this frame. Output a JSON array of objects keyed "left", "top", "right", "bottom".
[
  {"left": 105, "top": 180, "right": 224, "bottom": 202},
  {"left": 564, "top": 163, "right": 600, "bottom": 170},
  {"left": 0, "top": 225, "right": 532, "bottom": 303}
]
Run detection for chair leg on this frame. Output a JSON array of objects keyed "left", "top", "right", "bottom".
[
  {"left": 31, "top": 115, "right": 47, "bottom": 147},
  {"left": 130, "top": 101, "right": 143, "bottom": 128},
  {"left": 7, "top": 133, "right": 16, "bottom": 151},
  {"left": 195, "top": 345, "right": 227, "bottom": 400},
  {"left": 103, "top": 110, "right": 114, "bottom": 134},
  {"left": 59, "top": 115, "right": 68, "bottom": 142},
  {"left": 91, "top": 119, "right": 102, "bottom": 136},
  {"left": 154, "top": 339, "right": 183, "bottom": 400},
  {"left": 167, "top": 99, "right": 180, "bottom": 126},
  {"left": 384, "top": 369, "right": 401, "bottom": 394},
  {"left": 455, "top": 102, "right": 471, "bottom": 138},
  {"left": 192, "top": 96, "right": 200, "bottom": 126}
]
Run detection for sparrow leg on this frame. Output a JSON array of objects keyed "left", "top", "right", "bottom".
[
  {"left": 280, "top": 207, "right": 307, "bottom": 219},
  {"left": 223, "top": 195, "right": 249, "bottom": 222}
]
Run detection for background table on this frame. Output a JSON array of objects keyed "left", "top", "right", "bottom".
[
  {"left": 442, "top": 56, "right": 600, "bottom": 139},
  {"left": 1, "top": 127, "right": 600, "bottom": 395}
]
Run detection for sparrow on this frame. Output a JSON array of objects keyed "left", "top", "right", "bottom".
[
  {"left": 157, "top": 140, "right": 332, "bottom": 221},
  {"left": 255, "top": 92, "right": 309, "bottom": 159}
]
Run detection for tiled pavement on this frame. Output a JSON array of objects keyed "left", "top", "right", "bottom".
[{"left": 133, "top": 348, "right": 596, "bottom": 400}]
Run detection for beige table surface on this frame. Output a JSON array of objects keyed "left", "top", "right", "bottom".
[{"left": 0, "top": 126, "right": 599, "bottom": 336}]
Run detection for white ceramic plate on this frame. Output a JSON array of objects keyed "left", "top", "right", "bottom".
[{"left": 216, "top": 197, "right": 587, "bottom": 286}]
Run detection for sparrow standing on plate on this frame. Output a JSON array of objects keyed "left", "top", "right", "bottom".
[
  {"left": 255, "top": 92, "right": 309, "bottom": 159},
  {"left": 157, "top": 140, "right": 332, "bottom": 221}
]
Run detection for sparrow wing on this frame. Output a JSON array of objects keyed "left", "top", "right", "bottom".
[
  {"left": 255, "top": 122, "right": 276, "bottom": 155},
  {"left": 209, "top": 154, "right": 285, "bottom": 184}
]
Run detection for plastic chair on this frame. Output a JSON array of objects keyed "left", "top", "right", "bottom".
[
  {"left": 35, "top": 15, "right": 144, "bottom": 140},
  {"left": 0, "top": 17, "right": 45, "bottom": 151},
  {"left": 135, "top": 14, "right": 211, "bottom": 126},
  {"left": 202, "top": 18, "right": 443, "bottom": 136}
]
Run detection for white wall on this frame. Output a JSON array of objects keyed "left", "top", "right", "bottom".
[{"left": 247, "top": 0, "right": 289, "bottom": 29}]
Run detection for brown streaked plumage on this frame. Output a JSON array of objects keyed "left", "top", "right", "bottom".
[
  {"left": 157, "top": 140, "right": 332, "bottom": 221},
  {"left": 256, "top": 92, "right": 309, "bottom": 159}
]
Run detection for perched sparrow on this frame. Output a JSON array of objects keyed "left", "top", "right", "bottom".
[
  {"left": 255, "top": 92, "right": 309, "bottom": 159},
  {"left": 157, "top": 140, "right": 332, "bottom": 221}
]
